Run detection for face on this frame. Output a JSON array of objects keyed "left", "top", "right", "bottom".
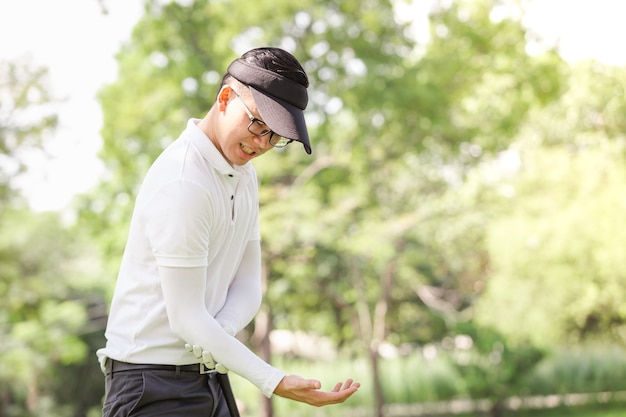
[{"left": 212, "top": 86, "right": 273, "bottom": 166}]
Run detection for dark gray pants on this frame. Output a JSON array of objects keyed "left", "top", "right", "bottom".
[{"left": 102, "top": 365, "right": 232, "bottom": 417}]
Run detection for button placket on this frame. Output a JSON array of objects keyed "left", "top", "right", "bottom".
[{"left": 227, "top": 173, "right": 238, "bottom": 221}]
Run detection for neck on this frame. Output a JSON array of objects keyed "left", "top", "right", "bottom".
[{"left": 197, "top": 107, "right": 218, "bottom": 145}]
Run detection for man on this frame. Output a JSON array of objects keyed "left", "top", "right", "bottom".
[{"left": 97, "top": 47, "right": 360, "bottom": 416}]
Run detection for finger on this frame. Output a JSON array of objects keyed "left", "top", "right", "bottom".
[
  {"left": 192, "top": 345, "right": 203, "bottom": 359},
  {"left": 331, "top": 379, "right": 356, "bottom": 392},
  {"left": 202, "top": 351, "right": 216, "bottom": 368},
  {"left": 318, "top": 387, "right": 359, "bottom": 406}
]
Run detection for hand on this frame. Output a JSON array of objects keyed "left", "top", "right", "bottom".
[
  {"left": 273, "top": 375, "right": 360, "bottom": 407},
  {"left": 184, "top": 344, "right": 228, "bottom": 374}
]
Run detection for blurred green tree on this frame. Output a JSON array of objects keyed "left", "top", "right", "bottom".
[
  {"left": 81, "top": 0, "right": 571, "bottom": 415},
  {"left": 0, "top": 59, "right": 57, "bottom": 208},
  {"left": 475, "top": 60, "right": 626, "bottom": 346},
  {"left": 447, "top": 322, "right": 545, "bottom": 417},
  {"left": 0, "top": 59, "right": 106, "bottom": 416}
]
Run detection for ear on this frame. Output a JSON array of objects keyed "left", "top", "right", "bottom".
[{"left": 217, "top": 85, "right": 234, "bottom": 111}]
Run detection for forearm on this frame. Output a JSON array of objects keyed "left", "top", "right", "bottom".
[
  {"left": 160, "top": 265, "right": 283, "bottom": 397},
  {"left": 214, "top": 240, "right": 263, "bottom": 335}
]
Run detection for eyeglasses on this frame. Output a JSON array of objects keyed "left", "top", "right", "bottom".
[{"left": 231, "top": 90, "right": 293, "bottom": 148}]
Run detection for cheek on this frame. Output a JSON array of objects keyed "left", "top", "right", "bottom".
[{"left": 216, "top": 119, "right": 242, "bottom": 144}]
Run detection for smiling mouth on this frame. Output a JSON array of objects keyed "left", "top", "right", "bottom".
[{"left": 241, "top": 144, "right": 255, "bottom": 155}]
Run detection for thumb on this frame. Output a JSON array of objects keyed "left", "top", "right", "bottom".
[
  {"left": 302, "top": 379, "right": 321, "bottom": 390},
  {"left": 283, "top": 375, "right": 321, "bottom": 390}
]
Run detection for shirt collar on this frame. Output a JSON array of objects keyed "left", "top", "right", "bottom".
[{"left": 186, "top": 118, "right": 249, "bottom": 179}]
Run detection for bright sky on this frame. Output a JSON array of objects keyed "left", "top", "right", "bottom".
[
  {"left": 523, "top": 0, "right": 626, "bottom": 65},
  {"left": 0, "top": 0, "right": 144, "bottom": 211},
  {"left": 0, "top": 0, "right": 625, "bottom": 212}
]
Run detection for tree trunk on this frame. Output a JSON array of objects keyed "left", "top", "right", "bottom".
[
  {"left": 371, "top": 258, "right": 397, "bottom": 417},
  {"left": 252, "top": 261, "right": 274, "bottom": 417},
  {"left": 368, "top": 346, "right": 385, "bottom": 417},
  {"left": 353, "top": 255, "right": 397, "bottom": 417}
]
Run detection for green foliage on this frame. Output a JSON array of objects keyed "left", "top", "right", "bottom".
[
  {"left": 447, "top": 322, "right": 545, "bottom": 409},
  {"left": 422, "top": 0, "right": 566, "bottom": 152},
  {"left": 0, "top": 59, "right": 58, "bottom": 207},
  {"left": 472, "top": 58, "right": 626, "bottom": 348},
  {"left": 231, "top": 345, "right": 626, "bottom": 416},
  {"left": 378, "top": 353, "right": 461, "bottom": 403},
  {"left": 512, "top": 406, "right": 626, "bottom": 417},
  {"left": 231, "top": 353, "right": 462, "bottom": 416},
  {"left": 71, "top": 0, "right": 626, "bottom": 415},
  {"left": 0, "top": 53, "right": 104, "bottom": 417},
  {"left": 526, "top": 344, "right": 626, "bottom": 395},
  {"left": 0, "top": 208, "right": 107, "bottom": 414},
  {"left": 475, "top": 124, "right": 626, "bottom": 346},
  {"left": 86, "top": 0, "right": 569, "bottom": 348}
]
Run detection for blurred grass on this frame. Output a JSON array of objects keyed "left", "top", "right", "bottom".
[
  {"left": 230, "top": 355, "right": 375, "bottom": 416},
  {"left": 504, "top": 403, "right": 626, "bottom": 417},
  {"left": 229, "top": 344, "right": 626, "bottom": 417},
  {"left": 523, "top": 344, "right": 626, "bottom": 395}
]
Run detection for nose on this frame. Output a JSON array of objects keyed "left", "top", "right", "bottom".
[{"left": 252, "top": 134, "right": 271, "bottom": 151}]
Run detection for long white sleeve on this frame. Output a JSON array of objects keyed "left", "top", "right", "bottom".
[
  {"left": 159, "top": 265, "right": 284, "bottom": 397},
  {"left": 214, "top": 240, "right": 263, "bottom": 336}
]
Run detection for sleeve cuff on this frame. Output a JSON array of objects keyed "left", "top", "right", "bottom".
[{"left": 262, "top": 369, "right": 286, "bottom": 398}]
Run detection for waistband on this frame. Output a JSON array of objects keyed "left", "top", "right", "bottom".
[{"left": 104, "top": 358, "right": 209, "bottom": 375}]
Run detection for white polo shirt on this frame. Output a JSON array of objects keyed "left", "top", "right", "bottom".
[{"left": 97, "top": 119, "right": 282, "bottom": 395}]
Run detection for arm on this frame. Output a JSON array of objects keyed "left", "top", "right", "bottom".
[
  {"left": 214, "top": 240, "right": 262, "bottom": 336},
  {"left": 165, "top": 264, "right": 361, "bottom": 405},
  {"left": 159, "top": 264, "right": 284, "bottom": 397}
]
